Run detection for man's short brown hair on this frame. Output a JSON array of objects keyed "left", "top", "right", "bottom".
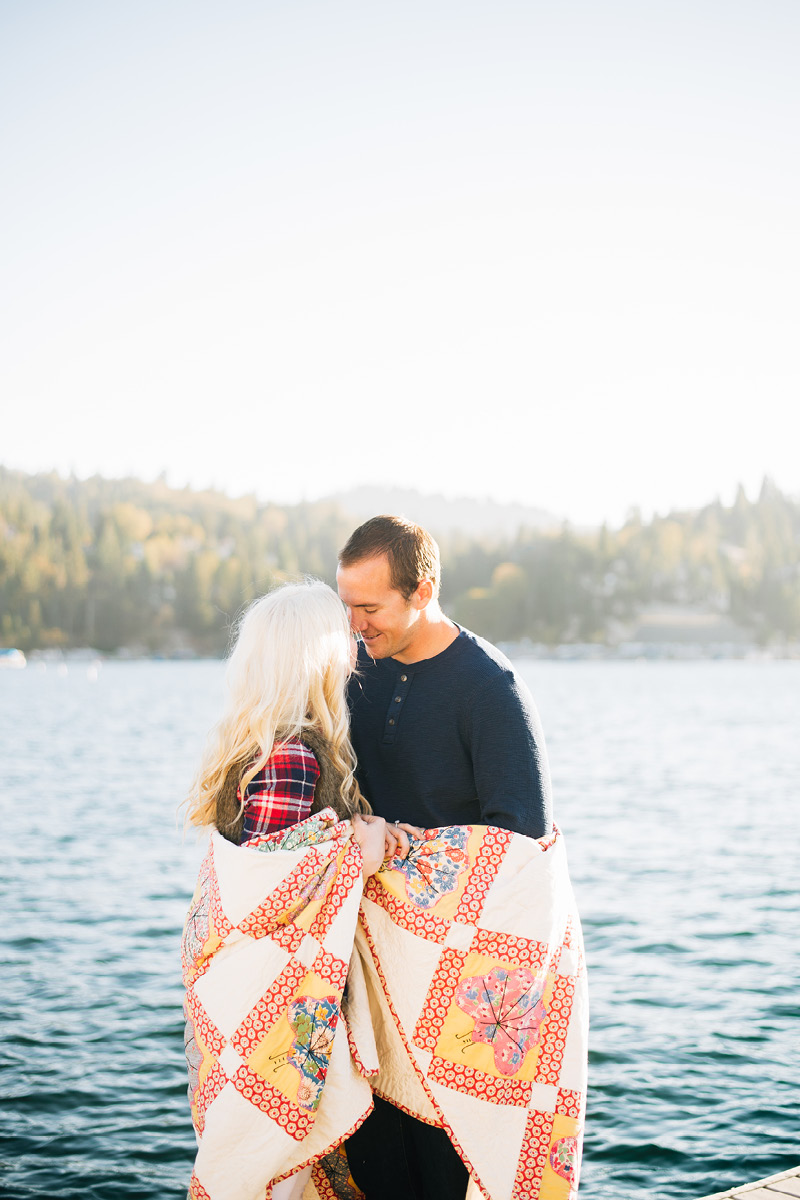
[{"left": 338, "top": 515, "right": 441, "bottom": 599}]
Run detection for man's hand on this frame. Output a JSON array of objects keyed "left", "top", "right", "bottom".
[{"left": 353, "top": 815, "right": 427, "bottom": 877}]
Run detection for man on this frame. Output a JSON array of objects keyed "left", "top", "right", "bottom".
[{"left": 336, "top": 514, "right": 552, "bottom": 1200}]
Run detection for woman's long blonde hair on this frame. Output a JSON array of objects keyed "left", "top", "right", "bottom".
[{"left": 186, "top": 579, "right": 367, "bottom": 828}]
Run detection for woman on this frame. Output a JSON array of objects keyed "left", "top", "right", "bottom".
[{"left": 185, "top": 579, "right": 405, "bottom": 1200}]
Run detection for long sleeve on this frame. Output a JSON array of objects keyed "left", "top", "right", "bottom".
[
  {"left": 240, "top": 740, "right": 321, "bottom": 844},
  {"left": 466, "top": 671, "right": 552, "bottom": 839}
]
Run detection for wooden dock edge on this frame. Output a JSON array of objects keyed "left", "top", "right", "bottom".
[{"left": 695, "top": 1165, "right": 800, "bottom": 1200}]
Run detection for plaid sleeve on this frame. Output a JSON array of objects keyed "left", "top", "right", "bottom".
[{"left": 239, "top": 739, "right": 321, "bottom": 845}]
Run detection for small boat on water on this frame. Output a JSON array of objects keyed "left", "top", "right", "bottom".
[{"left": 0, "top": 648, "right": 27, "bottom": 669}]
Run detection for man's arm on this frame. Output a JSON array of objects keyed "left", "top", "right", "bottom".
[{"left": 466, "top": 670, "right": 553, "bottom": 839}]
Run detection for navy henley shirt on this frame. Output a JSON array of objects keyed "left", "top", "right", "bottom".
[{"left": 347, "top": 627, "right": 552, "bottom": 839}]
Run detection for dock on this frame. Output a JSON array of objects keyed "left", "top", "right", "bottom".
[{"left": 697, "top": 1166, "right": 800, "bottom": 1200}]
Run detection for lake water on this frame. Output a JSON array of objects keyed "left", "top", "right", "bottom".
[{"left": 1, "top": 659, "right": 797, "bottom": 1199}]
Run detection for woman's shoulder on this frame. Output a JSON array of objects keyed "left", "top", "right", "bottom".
[
  {"left": 262, "top": 737, "right": 321, "bottom": 778},
  {"left": 241, "top": 738, "right": 321, "bottom": 806}
]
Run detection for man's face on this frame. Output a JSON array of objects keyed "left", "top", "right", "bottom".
[{"left": 336, "top": 554, "right": 420, "bottom": 660}]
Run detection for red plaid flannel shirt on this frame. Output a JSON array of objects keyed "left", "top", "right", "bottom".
[{"left": 239, "top": 739, "right": 320, "bottom": 845}]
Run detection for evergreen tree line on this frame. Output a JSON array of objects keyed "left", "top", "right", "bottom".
[{"left": 1, "top": 467, "right": 798, "bottom": 653}]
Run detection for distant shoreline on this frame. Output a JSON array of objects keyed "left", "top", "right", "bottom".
[
  {"left": 7, "top": 642, "right": 799, "bottom": 668},
  {"left": 502, "top": 641, "right": 800, "bottom": 661}
]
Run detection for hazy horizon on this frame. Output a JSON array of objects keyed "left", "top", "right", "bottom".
[{"left": 4, "top": 461, "right": 791, "bottom": 531}]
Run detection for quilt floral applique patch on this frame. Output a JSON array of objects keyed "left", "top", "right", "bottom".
[
  {"left": 549, "top": 1133, "right": 580, "bottom": 1185},
  {"left": 287, "top": 995, "right": 340, "bottom": 1111},
  {"left": 393, "top": 826, "right": 471, "bottom": 908},
  {"left": 253, "top": 809, "right": 339, "bottom": 853},
  {"left": 314, "top": 1145, "right": 365, "bottom": 1200},
  {"left": 454, "top": 965, "right": 548, "bottom": 1076},
  {"left": 181, "top": 852, "right": 214, "bottom": 983}
]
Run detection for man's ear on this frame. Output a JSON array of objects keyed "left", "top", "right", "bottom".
[{"left": 412, "top": 579, "right": 434, "bottom": 609}]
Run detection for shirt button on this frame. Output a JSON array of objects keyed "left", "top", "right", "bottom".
[
  {"left": 400, "top": 674, "right": 408, "bottom": 682},
  {"left": 388, "top": 718, "right": 395, "bottom": 725},
  {"left": 394, "top": 696, "right": 402, "bottom": 703}
]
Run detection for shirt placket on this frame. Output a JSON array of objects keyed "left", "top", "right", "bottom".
[{"left": 381, "top": 668, "right": 413, "bottom": 743}]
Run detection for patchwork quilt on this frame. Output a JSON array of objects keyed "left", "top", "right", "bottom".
[{"left": 182, "top": 810, "right": 588, "bottom": 1200}]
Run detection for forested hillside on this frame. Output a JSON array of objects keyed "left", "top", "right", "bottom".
[{"left": 1, "top": 467, "right": 798, "bottom": 652}]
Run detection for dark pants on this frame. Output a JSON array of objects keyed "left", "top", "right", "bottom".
[{"left": 346, "top": 1094, "right": 469, "bottom": 1200}]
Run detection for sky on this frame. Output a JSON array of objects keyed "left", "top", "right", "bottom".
[{"left": 2, "top": 0, "right": 798, "bottom": 527}]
